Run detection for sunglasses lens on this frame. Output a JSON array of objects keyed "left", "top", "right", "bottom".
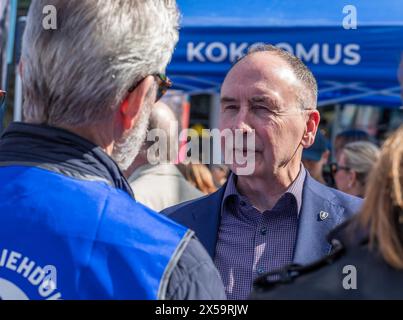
[
  {"left": 155, "top": 74, "right": 172, "bottom": 102},
  {"left": 127, "top": 75, "right": 171, "bottom": 102},
  {"left": 156, "top": 88, "right": 166, "bottom": 101}
]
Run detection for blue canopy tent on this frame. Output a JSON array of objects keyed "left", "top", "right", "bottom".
[{"left": 168, "top": 0, "right": 403, "bottom": 108}]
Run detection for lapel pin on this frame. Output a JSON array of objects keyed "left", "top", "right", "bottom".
[{"left": 319, "top": 211, "right": 329, "bottom": 221}]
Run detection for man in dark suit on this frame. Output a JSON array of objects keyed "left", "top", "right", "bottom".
[{"left": 163, "top": 44, "right": 362, "bottom": 300}]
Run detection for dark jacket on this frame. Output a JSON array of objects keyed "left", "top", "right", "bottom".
[
  {"left": 250, "top": 219, "right": 403, "bottom": 299},
  {"left": 162, "top": 173, "right": 363, "bottom": 266},
  {"left": 0, "top": 122, "right": 226, "bottom": 300}
]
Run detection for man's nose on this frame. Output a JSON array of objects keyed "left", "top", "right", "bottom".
[{"left": 234, "top": 110, "right": 253, "bottom": 134}]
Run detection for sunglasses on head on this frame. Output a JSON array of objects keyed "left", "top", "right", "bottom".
[
  {"left": 0, "top": 90, "right": 6, "bottom": 108},
  {"left": 128, "top": 73, "right": 172, "bottom": 102},
  {"left": 329, "top": 162, "right": 351, "bottom": 174}
]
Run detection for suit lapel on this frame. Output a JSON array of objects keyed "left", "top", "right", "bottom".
[
  {"left": 187, "top": 185, "right": 226, "bottom": 258},
  {"left": 293, "top": 175, "right": 345, "bottom": 265}
]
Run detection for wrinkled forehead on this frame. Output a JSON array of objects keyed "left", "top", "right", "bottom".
[{"left": 221, "top": 52, "right": 303, "bottom": 106}]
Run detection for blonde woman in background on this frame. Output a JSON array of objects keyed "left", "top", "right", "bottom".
[
  {"left": 332, "top": 141, "right": 380, "bottom": 198},
  {"left": 178, "top": 163, "right": 218, "bottom": 195}
]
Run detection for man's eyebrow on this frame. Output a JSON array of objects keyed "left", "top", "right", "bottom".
[
  {"left": 249, "top": 96, "right": 279, "bottom": 107},
  {"left": 220, "top": 97, "right": 238, "bottom": 103}
]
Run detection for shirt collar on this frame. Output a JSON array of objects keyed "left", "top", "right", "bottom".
[{"left": 222, "top": 165, "right": 307, "bottom": 216}]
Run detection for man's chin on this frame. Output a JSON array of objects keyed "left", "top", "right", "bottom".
[{"left": 230, "top": 161, "right": 257, "bottom": 176}]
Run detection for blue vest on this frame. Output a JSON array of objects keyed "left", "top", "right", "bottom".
[{"left": 0, "top": 165, "right": 191, "bottom": 300}]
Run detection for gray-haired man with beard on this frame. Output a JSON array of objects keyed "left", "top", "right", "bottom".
[{"left": 0, "top": 0, "right": 225, "bottom": 300}]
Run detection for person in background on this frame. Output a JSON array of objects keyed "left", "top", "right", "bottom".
[
  {"left": 126, "top": 101, "right": 203, "bottom": 211},
  {"left": 302, "top": 130, "right": 330, "bottom": 185},
  {"left": 334, "top": 129, "right": 371, "bottom": 159},
  {"left": 0, "top": 0, "right": 225, "bottom": 300},
  {"left": 210, "top": 164, "right": 230, "bottom": 188},
  {"left": 125, "top": 102, "right": 204, "bottom": 211},
  {"left": 177, "top": 162, "right": 218, "bottom": 195},
  {"left": 332, "top": 141, "right": 380, "bottom": 198},
  {"left": 251, "top": 125, "right": 403, "bottom": 299}
]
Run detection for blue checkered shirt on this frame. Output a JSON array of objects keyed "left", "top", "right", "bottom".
[{"left": 214, "top": 167, "right": 306, "bottom": 300}]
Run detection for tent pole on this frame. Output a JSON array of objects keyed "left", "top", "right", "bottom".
[
  {"left": 13, "top": 69, "right": 22, "bottom": 121},
  {"left": 210, "top": 93, "right": 221, "bottom": 164},
  {"left": 331, "top": 104, "right": 341, "bottom": 161},
  {"left": 177, "top": 95, "right": 191, "bottom": 163}
]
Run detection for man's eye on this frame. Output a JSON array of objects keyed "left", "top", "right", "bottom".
[
  {"left": 252, "top": 105, "right": 268, "bottom": 111},
  {"left": 224, "top": 105, "right": 238, "bottom": 110}
]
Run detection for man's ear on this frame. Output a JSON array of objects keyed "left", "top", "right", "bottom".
[
  {"left": 301, "top": 110, "right": 320, "bottom": 148},
  {"left": 119, "top": 75, "right": 155, "bottom": 131}
]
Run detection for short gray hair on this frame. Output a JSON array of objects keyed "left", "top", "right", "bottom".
[
  {"left": 239, "top": 44, "right": 318, "bottom": 110},
  {"left": 343, "top": 141, "right": 381, "bottom": 185},
  {"left": 22, "top": 0, "right": 179, "bottom": 127}
]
